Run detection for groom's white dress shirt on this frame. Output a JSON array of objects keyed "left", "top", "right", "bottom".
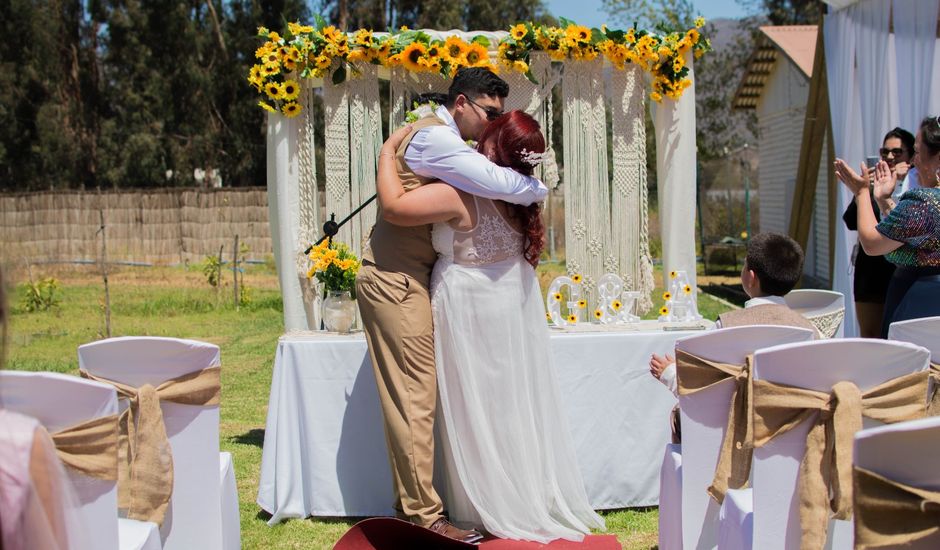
[
  {"left": 402, "top": 105, "right": 548, "bottom": 205},
  {"left": 657, "top": 296, "right": 788, "bottom": 396}
]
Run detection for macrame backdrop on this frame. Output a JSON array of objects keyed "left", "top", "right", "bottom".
[
  {"left": 610, "top": 66, "right": 655, "bottom": 312},
  {"left": 268, "top": 42, "right": 696, "bottom": 330},
  {"left": 562, "top": 59, "right": 611, "bottom": 300}
]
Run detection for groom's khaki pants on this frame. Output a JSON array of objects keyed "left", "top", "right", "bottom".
[{"left": 356, "top": 262, "right": 443, "bottom": 527}]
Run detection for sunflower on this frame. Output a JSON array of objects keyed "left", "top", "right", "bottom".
[
  {"left": 282, "top": 102, "right": 301, "bottom": 118},
  {"left": 683, "top": 284, "right": 692, "bottom": 295},
  {"left": 546, "top": 312, "right": 552, "bottom": 322},
  {"left": 663, "top": 291, "right": 672, "bottom": 301},
  {"left": 281, "top": 79, "right": 300, "bottom": 101},
  {"left": 571, "top": 274, "right": 583, "bottom": 284},
  {"left": 686, "top": 29, "right": 701, "bottom": 44},
  {"left": 512, "top": 60, "right": 528, "bottom": 73},
  {"left": 577, "top": 299, "right": 587, "bottom": 309},
  {"left": 268, "top": 31, "right": 281, "bottom": 43},
  {"left": 510, "top": 24, "right": 528, "bottom": 41},
  {"left": 258, "top": 101, "right": 276, "bottom": 113},
  {"left": 347, "top": 48, "right": 370, "bottom": 63},
  {"left": 552, "top": 292, "right": 563, "bottom": 302},
  {"left": 660, "top": 306, "right": 670, "bottom": 316},
  {"left": 262, "top": 50, "right": 280, "bottom": 67},
  {"left": 288, "top": 48, "right": 302, "bottom": 62},
  {"left": 565, "top": 25, "right": 591, "bottom": 43},
  {"left": 255, "top": 44, "right": 274, "bottom": 58},
  {"left": 611, "top": 300, "right": 623, "bottom": 311},
  {"left": 401, "top": 42, "right": 428, "bottom": 72},
  {"left": 594, "top": 309, "right": 603, "bottom": 319},
  {"left": 321, "top": 26, "right": 343, "bottom": 44},
  {"left": 354, "top": 29, "right": 374, "bottom": 46},
  {"left": 314, "top": 55, "right": 332, "bottom": 69},
  {"left": 695, "top": 16, "right": 706, "bottom": 28},
  {"left": 261, "top": 64, "right": 279, "bottom": 77},
  {"left": 669, "top": 270, "right": 678, "bottom": 279},
  {"left": 264, "top": 81, "right": 283, "bottom": 100},
  {"left": 464, "top": 42, "right": 489, "bottom": 66},
  {"left": 442, "top": 36, "right": 467, "bottom": 62},
  {"left": 567, "top": 314, "right": 578, "bottom": 323},
  {"left": 249, "top": 65, "right": 264, "bottom": 81}
]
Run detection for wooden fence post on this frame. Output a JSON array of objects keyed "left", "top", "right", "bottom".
[{"left": 233, "top": 234, "right": 239, "bottom": 310}]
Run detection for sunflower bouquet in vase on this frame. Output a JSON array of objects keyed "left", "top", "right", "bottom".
[{"left": 307, "top": 240, "right": 361, "bottom": 332}]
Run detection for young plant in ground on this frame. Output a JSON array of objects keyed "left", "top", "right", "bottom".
[{"left": 19, "top": 277, "right": 60, "bottom": 312}]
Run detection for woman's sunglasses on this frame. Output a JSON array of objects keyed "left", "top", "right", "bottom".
[{"left": 879, "top": 147, "right": 906, "bottom": 158}]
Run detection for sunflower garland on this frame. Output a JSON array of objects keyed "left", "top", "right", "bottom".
[{"left": 248, "top": 16, "right": 710, "bottom": 115}]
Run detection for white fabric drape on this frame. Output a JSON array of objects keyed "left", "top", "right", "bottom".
[
  {"left": 825, "top": 6, "right": 863, "bottom": 338},
  {"left": 266, "top": 113, "right": 310, "bottom": 331},
  {"left": 893, "top": 0, "right": 940, "bottom": 132},
  {"left": 855, "top": 0, "right": 897, "bottom": 153},
  {"left": 653, "top": 53, "right": 698, "bottom": 291}
]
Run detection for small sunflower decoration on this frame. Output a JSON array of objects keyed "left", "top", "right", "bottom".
[
  {"left": 546, "top": 312, "right": 552, "bottom": 322},
  {"left": 281, "top": 79, "right": 300, "bottom": 101},
  {"left": 577, "top": 299, "right": 587, "bottom": 309},
  {"left": 567, "top": 314, "right": 578, "bottom": 323},
  {"left": 663, "top": 291, "right": 672, "bottom": 301},
  {"left": 510, "top": 24, "right": 528, "bottom": 40},
  {"left": 264, "top": 81, "right": 282, "bottom": 99},
  {"left": 669, "top": 270, "right": 678, "bottom": 279},
  {"left": 683, "top": 284, "right": 693, "bottom": 295},
  {"left": 660, "top": 306, "right": 670, "bottom": 316},
  {"left": 552, "top": 292, "right": 563, "bottom": 302},
  {"left": 282, "top": 102, "right": 302, "bottom": 118},
  {"left": 593, "top": 309, "right": 603, "bottom": 319},
  {"left": 571, "top": 274, "right": 583, "bottom": 284},
  {"left": 611, "top": 300, "right": 623, "bottom": 311}
]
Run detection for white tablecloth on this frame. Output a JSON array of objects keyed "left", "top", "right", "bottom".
[{"left": 257, "top": 322, "right": 713, "bottom": 523}]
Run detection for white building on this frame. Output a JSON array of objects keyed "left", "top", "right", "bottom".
[{"left": 734, "top": 26, "right": 831, "bottom": 286}]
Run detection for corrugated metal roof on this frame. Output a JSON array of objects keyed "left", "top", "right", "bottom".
[{"left": 732, "top": 26, "right": 818, "bottom": 110}]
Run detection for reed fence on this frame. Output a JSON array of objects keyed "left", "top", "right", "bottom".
[{"left": 0, "top": 188, "right": 271, "bottom": 266}]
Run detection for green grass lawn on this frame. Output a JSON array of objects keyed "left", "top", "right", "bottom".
[{"left": 4, "top": 263, "right": 732, "bottom": 549}]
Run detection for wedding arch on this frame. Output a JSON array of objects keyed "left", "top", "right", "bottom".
[{"left": 257, "top": 20, "right": 707, "bottom": 331}]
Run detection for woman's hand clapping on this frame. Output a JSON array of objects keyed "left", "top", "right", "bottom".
[
  {"left": 834, "top": 158, "right": 870, "bottom": 196},
  {"left": 872, "top": 159, "right": 897, "bottom": 202}
]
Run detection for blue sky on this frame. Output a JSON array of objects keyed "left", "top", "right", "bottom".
[{"left": 544, "top": 0, "right": 748, "bottom": 29}]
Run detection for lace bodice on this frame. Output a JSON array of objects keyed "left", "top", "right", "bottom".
[{"left": 432, "top": 195, "right": 525, "bottom": 266}]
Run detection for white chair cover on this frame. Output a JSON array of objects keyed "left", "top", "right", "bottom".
[
  {"left": 219, "top": 452, "right": 241, "bottom": 550},
  {"left": 888, "top": 316, "right": 940, "bottom": 357},
  {"left": 674, "top": 326, "right": 815, "bottom": 550},
  {"left": 78, "top": 336, "right": 224, "bottom": 550},
  {"left": 717, "top": 488, "right": 752, "bottom": 550},
  {"left": 783, "top": 289, "right": 845, "bottom": 338},
  {"left": 0, "top": 371, "right": 160, "bottom": 550},
  {"left": 658, "top": 443, "right": 682, "bottom": 550},
  {"left": 853, "top": 416, "right": 940, "bottom": 549},
  {"left": 719, "top": 339, "right": 930, "bottom": 550}
]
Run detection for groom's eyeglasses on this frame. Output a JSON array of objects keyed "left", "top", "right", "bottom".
[{"left": 463, "top": 95, "right": 503, "bottom": 121}]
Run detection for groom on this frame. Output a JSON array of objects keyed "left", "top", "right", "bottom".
[{"left": 356, "top": 67, "right": 547, "bottom": 542}]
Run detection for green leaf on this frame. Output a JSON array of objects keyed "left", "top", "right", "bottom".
[
  {"left": 524, "top": 69, "right": 539, "bottom": 85},
  {"left": 590, "top": 28, "right": 606, "bottom": 45},
  {"left": 331, "top": 64, "right": 346, "bottom": 85},
  {"left": 472, "top": 35, "right": 490, "bottom": 47},
  {"left": 559, "top": 17, "right": 575, "bottom": 28},
  {"left": 313, "top": 14, "right": 327, "bottom": 32},
  {"left": 606, "top": 29, "right": 625, "bottom": 42}
]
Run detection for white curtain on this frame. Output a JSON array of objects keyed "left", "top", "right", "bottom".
[
  {"left": 267, "top": 114, "right": 310, "bottom": 331},
  {"left": 824, "top": 6, "right": 863, "bottom": 338},
  {"left": 855, "top": 0, "right": 897, "bottom": 153},
  {"left": 894, "top": 0, "right": 940, "bottom": 131},
  {"left": 653, "top": 53, "right": 698, "bottom": 291}
]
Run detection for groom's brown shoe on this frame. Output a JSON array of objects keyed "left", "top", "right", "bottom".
[{"left": 428, "top": 518, "right": 484, "bottom": 544}]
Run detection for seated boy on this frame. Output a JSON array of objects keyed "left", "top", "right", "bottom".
[{"left": 650, "top": 232, "right": 819, "bottom": 396}]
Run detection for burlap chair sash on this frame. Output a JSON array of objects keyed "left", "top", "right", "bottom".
[
  {"left": 928, "top": 362, "right": 940, "bottom": 416},
  {"left": 48, "top": 414, "right": 119, "bottom": 481},
  {"left": 674, "top": 349, "right": 754, "bottom": 503},
  {"left": 79, "top": 365, "right": 221, "bottom": 525},
  {"left": 752, "top": 371, "right": 928, "bottom": 550},
  {"left": 853, "top": 466, "right": 940, "bottom": 548}
]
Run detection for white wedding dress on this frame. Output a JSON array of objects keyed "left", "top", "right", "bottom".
[{"left": 430, "top": 195, "right": 605, "bottom": 543}]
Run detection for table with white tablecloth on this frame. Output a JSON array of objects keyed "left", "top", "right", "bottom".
[{"left": 257, "top": 321, "right": 713, "bottom": 524}]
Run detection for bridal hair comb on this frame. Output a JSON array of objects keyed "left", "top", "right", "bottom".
[{"left": 518, "top": 148, "right": 548, "bottom": 167}]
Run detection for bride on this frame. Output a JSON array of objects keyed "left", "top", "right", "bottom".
[{"left": 376, "top": 110, "right": 605, "bottom": 543}]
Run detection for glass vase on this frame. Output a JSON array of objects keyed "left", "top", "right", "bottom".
[{"left": 321, "top": 290, "right": 356, "bottom": 333}]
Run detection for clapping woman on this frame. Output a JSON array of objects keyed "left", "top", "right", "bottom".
[{"left": 835, "top": 116, "right": 940, "bottom": 336}]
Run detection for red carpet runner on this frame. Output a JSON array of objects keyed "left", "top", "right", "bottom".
[{"left": 334, "top": 518, "right": 623, "bottom": 550}]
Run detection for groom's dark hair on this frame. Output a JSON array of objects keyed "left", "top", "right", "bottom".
[{"left": 446, "top": 67, "right": 509, "bottom": 107}]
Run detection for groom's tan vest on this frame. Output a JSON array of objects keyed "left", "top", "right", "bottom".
[{"left": 362, "top": 115, "right": 446, "bottom": 288}]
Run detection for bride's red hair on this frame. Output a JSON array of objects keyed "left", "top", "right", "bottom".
[{"left": 476, "top": 110, "right": 546, "bottom": 268}]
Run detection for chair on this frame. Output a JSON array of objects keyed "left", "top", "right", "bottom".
[
  {"left": 658, "top": 443, "right": 682, "bottom": 550},
  {"left": 718, "top": 339, "right": 930, "bottom": 549},
  {"left": 672, "top": 326, "right": 815, "bottom": 550},
  {"left": 889, "top": 316, "right": 940, "bottom": 413},
  {"left": 78, "top": 336, "right": 235, "bottom": 550},
  {"left": 0, "top": 371, "right": 161, "bottom": 550},
  {"left": 783, "top": 289, "right": 845, "bottom": 338},
  {"left": 853, "top": 417, "right": 940, "bottom": 549}
]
